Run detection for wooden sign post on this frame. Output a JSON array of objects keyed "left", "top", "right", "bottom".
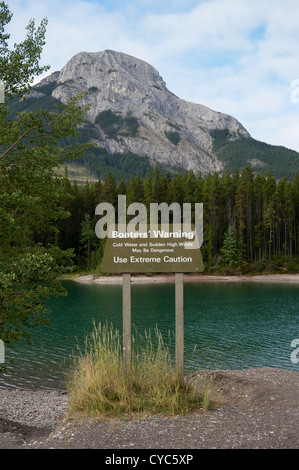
[
  {"left": 101, "top": 224, "right": 204, "bottom": 383},
  {"left": 175, "top": 273, "right": 184, "bottom": 385},
  {"left": 122, "top": 273, "right": 131, "bottom": 370}
]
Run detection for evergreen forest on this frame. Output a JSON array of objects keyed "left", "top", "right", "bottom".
[{"left": 52, "top": 166, "right": 299, "bottom": 275}]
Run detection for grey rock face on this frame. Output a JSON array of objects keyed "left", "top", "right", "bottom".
[{"left": 37, "top": 50, "right": 250, "bottom": 175}]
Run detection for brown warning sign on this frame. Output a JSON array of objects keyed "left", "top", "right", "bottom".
[{"left": 101, "top": 225, "right": 204, "bottom": 273}]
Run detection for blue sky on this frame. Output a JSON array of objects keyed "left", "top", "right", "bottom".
[{"left": 6, "top": 0, "right": 299, "bottom": 154}]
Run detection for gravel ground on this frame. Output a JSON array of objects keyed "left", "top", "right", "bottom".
[
  {"left": 0, "top": 389, "right": 69, "bottom": 448},
  {"left": 0, "top": 367, "right": 298, "bottom": 449}
]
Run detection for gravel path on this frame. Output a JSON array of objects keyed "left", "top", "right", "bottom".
[{"left": 0, "top": 368, "right": 298, "bottom": 449}]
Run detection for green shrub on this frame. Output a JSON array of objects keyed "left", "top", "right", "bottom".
[{"left": 164, "top": 130, "right": 181, "bottom": 145}]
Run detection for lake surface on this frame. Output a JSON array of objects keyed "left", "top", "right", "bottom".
[{"left": 1, "top": 280, "right": 298, "bottom": 389}]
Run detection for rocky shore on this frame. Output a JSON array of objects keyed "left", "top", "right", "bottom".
[
  {"left": 1, "top": 367, "right": 298, "bottom": 449},
  {"left": 72, "top": 273, "right": 299, "bottom": 284}
]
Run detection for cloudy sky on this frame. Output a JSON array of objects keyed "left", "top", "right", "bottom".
[{"left": 6, "top": 0, "right": 299, "bottom": 152}]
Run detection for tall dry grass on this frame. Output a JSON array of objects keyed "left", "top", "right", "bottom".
[{"left": 67, "top": 322, "right": 210, "bottom": 417}]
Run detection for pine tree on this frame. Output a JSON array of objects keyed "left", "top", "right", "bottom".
[
  {"left": 80, "top": 213, "right": 98, "bottom": 264},
  {"left": 101, "top": 174, "right": 117, "bottom": 205},
  {"left": 221, "top": 225, "right": 239, "bottom": 267}
]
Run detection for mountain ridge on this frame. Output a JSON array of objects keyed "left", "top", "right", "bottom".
[
  {"left": 12, "top": 49, "right": 299, "bottom": 180},
  {"left": 33, "top": 50, "right": 249, "bottom": 174}
]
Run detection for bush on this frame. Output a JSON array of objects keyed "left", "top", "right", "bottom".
[
  {"left": 164, "top": 130, "right": 181, "bottom": 146},
  {"left": 286, "top": 260, "right": 299, "bottom": 273}
]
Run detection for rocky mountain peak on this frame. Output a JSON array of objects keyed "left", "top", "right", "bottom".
[
  {"left": 35, "top": 50, "right": 251, "bottom": 175},
  {"left": 58, "top": 50, "right": 167, "bottom": 90}
]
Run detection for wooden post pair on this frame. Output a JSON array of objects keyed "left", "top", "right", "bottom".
[{"left": 122, "top": 273, "right": 184, "bottom": 386}]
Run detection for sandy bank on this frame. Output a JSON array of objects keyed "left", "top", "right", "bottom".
[{"left": 72, "top": 273, "right": 299, "bottom": 285}]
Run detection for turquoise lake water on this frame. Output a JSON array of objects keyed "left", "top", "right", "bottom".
[{"left": 1, "top": 280, "right": 298, "bottom": 389}]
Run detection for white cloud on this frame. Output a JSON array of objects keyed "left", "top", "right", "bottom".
[
  {"left": 5, "top": 0, "right": 299, "bottom": 153},
  {"left": 142, "top": 0, "right": 263, "bottom": 54}
]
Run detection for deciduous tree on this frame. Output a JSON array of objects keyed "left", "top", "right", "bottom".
[{"left": 0, "top": 2, "right": 90, "bottom": 348}]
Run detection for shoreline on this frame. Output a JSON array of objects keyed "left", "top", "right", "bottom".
[{"left": 71, "top": 273, "right": 299, "bottom": 284}]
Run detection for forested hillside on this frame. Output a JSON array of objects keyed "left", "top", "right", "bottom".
[{"left": 211, "top": 129, "right": 299, "bottom": 180}]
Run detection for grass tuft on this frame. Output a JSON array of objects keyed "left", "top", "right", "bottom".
[{"left": 67, "top": 322, "right": 210, "bottom": 417}]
